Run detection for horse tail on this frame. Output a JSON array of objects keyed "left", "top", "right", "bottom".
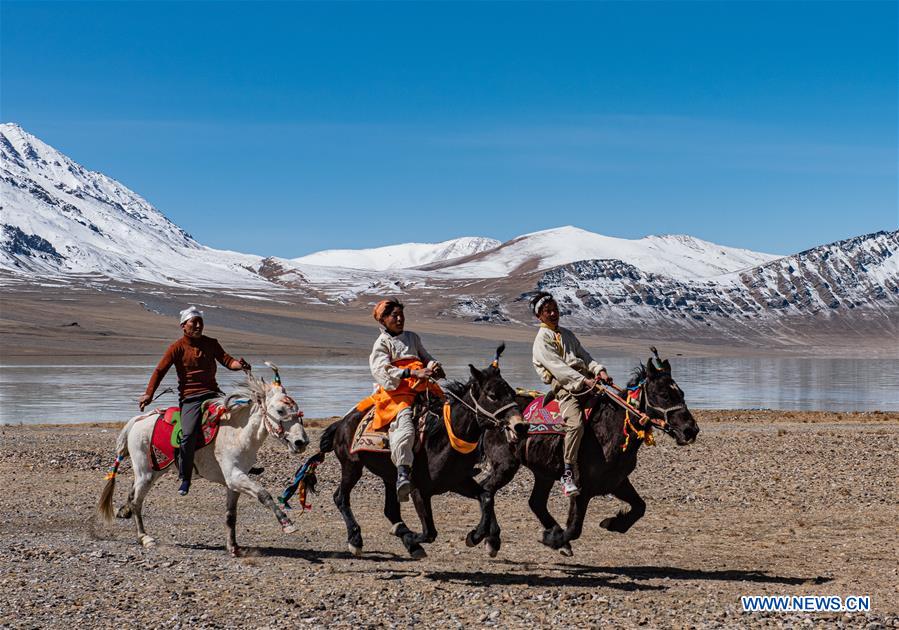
[
  {"left": 97, "top": 413, "right": 140, "bottom": 523},
  {"left": 318, "top": 419, "right": 340, "bottom": 454}
]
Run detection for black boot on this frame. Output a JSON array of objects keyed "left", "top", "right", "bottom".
[
  {"left": 178, "top": 438, "right": 196, "bottom": 496},
  {"left": 396, "top": 465, "right": 412, "bottom": 503}
]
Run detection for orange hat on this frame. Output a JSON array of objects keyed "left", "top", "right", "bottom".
[{"left": 372, "top": 299, "right": 403, "bottom": 322}]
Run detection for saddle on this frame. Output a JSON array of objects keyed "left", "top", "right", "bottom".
[
  {"left": 350, "top": 397, "right": 440, "bottom": 455},
  {"left": 149, "top": 401, "right": 227, "bottom": 471},
  {"left": 522, "top": 395, "right": 592, "bottom": 437}
]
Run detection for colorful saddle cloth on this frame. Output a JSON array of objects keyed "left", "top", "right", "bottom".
[
  {"left": 522, "top": 396, "right": 592, "bottom": 436},
  {"left": 349, "top": 400, "right": 440, "bottom": 455},
  {"left": 149, "top": 401, "right": 227, "bottom": 471},
  {"left": 350, "top": 407, "right": 390, "bottom": 455}
]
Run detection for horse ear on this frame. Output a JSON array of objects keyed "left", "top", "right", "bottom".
[
  {"left": 661, "top": 359, "right": 671, "bottom": 371},
  {"left": 469, "top": 364, "right": 484, "bottom": 383},
  {"left": 646, "top": 359, "right": 657, "bottom": 376}
]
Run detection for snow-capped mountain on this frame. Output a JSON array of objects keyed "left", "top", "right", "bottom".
[
  {"left": 506, "top": 230, "right": 899, "bottom": 334},
  {"left": 0, "top": 123, "right": 268, "bottom": 288},
  {"left": 2, "top": 123, "right": 896, "bottom": 346},
  {"left": 421, "top": 226, "right": 778, "bottom": 280},
  {"left": 293, "top": 236, "right": 501, "bottom": 271}
]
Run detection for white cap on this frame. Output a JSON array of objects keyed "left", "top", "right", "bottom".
[{"left": 179, "top": 306, "right": 204, "bottom": 325}]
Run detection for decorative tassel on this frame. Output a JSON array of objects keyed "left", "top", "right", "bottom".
[
  {"left": 279, "top": 453, "right": 323, "bottom": 511},
  {"left": 104, "top": 454, "right": 124, "bottom": 480}
]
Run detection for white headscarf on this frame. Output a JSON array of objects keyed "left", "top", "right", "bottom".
[{"left": 179, "top": 306, "right": 204, "bottom": 325}]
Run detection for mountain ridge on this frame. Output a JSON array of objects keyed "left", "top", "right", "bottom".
[{"left": 2, "top": 122, "right": 896, "bottom": 347}]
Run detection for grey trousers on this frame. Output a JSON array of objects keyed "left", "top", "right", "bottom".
[{"left": 178, "top": 391, "right": 219, "bottom": 484}]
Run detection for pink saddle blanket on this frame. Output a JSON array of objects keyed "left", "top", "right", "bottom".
[
  {"left": 522, "top": 396, "right": 591, "bottom": 436},
  {"left": 149, "top": 403, "right": 224, "bottom": 471}
]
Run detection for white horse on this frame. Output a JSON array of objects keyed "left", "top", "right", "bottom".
[{"left": 97, "top": 364, "right": 309, "bottom": 556}]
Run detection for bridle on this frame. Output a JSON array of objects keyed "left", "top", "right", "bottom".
[
  {"left": 257, "top": 388, "right": 303, "bottom": 442},
  {"left": 640, "top": 386, "right": 687, "bottom": 427},
  {"left": 440, "top": 382, "right": 519, "bottom": 429},
  {"left": 597, "top": 380, "right": 684, "bottom": 434}
]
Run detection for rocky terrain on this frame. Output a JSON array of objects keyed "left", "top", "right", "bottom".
[{"left": 1, "top": 411, "right": 897, "bottom": 628}]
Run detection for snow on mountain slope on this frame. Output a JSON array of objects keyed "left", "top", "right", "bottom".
[
  {"left": 0, "top": 123, "right": 268, "bottom": 288},
  {"left": 292, "top": 236, "right": 501, "bottom": 270},
  {"left": 3, "top": 123, "right": 894, "bottom": 347},
  {"left": 427, "top": 226, "right": 778, "bottom": 280},
  {"left": 494, "top": 230, "right": 899, "bottom": 331}
]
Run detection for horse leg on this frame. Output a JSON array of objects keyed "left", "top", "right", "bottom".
[
  {"left": 600, "top": 477, "right": 646, "bottom": 534},
  {"left": 225, "top": 488, "right": 242, "bottom": 557},
  {"left": 333, "top": 460, "right": 364, "bottom": 556},
  {"left": 559, "top": 491, "right": 592, "bottom": 552},
  {"left": 447, "top": 476, "right": 495, "bottom": 558},
  {"left": 465, "top": 457, "right": 520, "bottom": 556},
  {"left": 130, "top": 469, "right": 160, "bottom": 548},
  {"left": 409, "top": 489, "right": 437, "bottom": 544},
  {"left": 383, "top": 481, "right": 427, "bottom": 560},
  {"left": 225, "top": 470, "right": 296, "bottom": 534},
  {"left": 529, "top": 475, "right": 572, "bottom": 555},
  {"left": 116, "top": 485, "right": 135, "bottom": 519}
]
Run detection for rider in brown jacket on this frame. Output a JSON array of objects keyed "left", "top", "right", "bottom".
[{"left": 138, "top": 306, "right": 250, "bottom": 495}]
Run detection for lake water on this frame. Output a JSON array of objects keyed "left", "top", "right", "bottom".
[{"left": 1, "top": 356, "right": 897, "bottom": 424}]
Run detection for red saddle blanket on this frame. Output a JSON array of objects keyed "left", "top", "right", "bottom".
[
  {"left": 149, "top": 403, "right": 225, "bottom": 471},
  {"left": 522, "top": 396, "right": 591, "bottom": 436}
]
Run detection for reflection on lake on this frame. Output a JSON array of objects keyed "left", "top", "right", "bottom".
[{"left": 1, "top": 356, "right": 897, "bottom": 424}]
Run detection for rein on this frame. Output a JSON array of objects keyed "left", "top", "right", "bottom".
[
  {"left": 597, "top": 382, "right": 670, "bottom": 431},
  {"left": 596, "top": 381, "right": 688, "bottom": 451},
  {"left": 441, "top": 385, "right": 517, "bottom": 428}
]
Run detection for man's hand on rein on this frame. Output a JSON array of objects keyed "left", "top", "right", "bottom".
[{"left": 410, "top": 367, "right": 434, "bottom": 379}]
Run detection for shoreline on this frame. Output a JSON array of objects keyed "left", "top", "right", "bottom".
[{"left": 4, "top": 410, "right": 898, "bottom": 430}]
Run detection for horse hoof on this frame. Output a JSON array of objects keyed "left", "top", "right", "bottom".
[
  {"left": 348, "top": 543, "right": 363, "bottom": 557},
  {"left": 559, "top": 545, "right": 574, "bottom": 557},
  {"left": 139, "top": 535, "right": 156, "bottom": 548},
  {"left": 229, "top": 546, "right": 242, "bottom": 558},
  {"left": 282, "top": 522, "right": 298, "bottom": 534},
  {"left": 116, "top": 506, "right": 132, "bottom": 519},
  {"left": 465, "top": 531, "right": 478, "bottom": 548},
  {"left": 486, "top": 541, "right": 499, "bottom": 558},
  {"left": 410, "top": 547, "right": 427, "bottom": 560}
]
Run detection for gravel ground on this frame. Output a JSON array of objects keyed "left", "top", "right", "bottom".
[{"left": 1, "top": 410, "right": 897, "bottom": 629}]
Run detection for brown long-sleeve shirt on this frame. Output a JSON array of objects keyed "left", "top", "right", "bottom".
[{"left": 144, "top": 335, "right": 237, "bottom": 400}]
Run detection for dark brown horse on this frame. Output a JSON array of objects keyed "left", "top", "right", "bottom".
[
  {"left": 467, "top": 351, "right": 699, "bottom": 556},
  {"left": 316, "top": 346, "right": 523, "bottom": 559}
]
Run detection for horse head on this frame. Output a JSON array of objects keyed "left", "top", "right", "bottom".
[
  {"left": 639, "top": 350, "right": 699, "bottom": 446},
  {"left": 250, "top": 363, "right": 309, "bottom": 454},
  {"left": 465, "top": 343, "right": 523, "bottom": 429}
]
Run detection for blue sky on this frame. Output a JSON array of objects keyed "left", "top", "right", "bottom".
[{"left": 2, "top": 1, "right": 896, "bottom": 257}]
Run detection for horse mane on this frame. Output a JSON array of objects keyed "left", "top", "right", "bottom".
[
  {"left": 223, "top": 374, "right": 266, "bottom": 411},
  {"left": 444, "top": 379, "right": 470, "bottom": 400},
  {"left": 626, "top": 365, "right": 647, "bottom": 388},
  {"left": 423, "top": 379, "right": 469, "bottom": 439}
]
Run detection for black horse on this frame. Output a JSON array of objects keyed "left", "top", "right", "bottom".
[
  {"left": 467, "top": 351, "right": 699, "bottom": 556},
  {"left": 316, "top": 345, "right": 522, "bottom": 559}
]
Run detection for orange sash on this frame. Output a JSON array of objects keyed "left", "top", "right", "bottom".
[
  {"left": 443, "top": 402, "right": 478, "bottom": 454},
  {"left": 355, "top": 358, "right": 444, "bottom": 430}
]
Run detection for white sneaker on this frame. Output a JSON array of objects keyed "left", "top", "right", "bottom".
[{"left": 560, "top": 470, "right": 580, "bottom": 497}]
